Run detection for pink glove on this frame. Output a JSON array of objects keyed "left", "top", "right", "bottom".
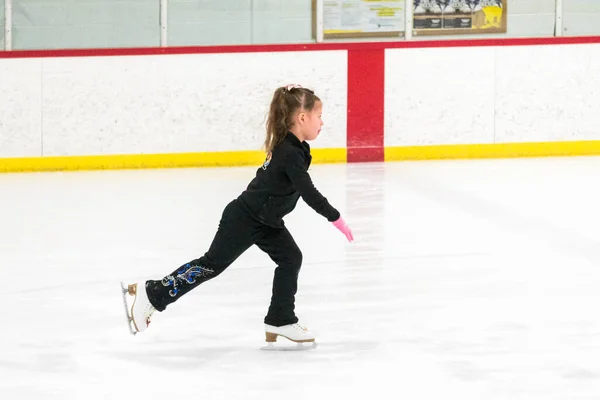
[{"left": 332, "top": 216, "right": 354, "bottom": 242}]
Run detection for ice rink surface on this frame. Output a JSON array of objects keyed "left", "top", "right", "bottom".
[{"left": 1, "top": 156, "right": 600, "bottom": 400}]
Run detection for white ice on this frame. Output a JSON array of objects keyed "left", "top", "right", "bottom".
[{"left": 1, "top": 157, "right": 600, "bottom": 400}]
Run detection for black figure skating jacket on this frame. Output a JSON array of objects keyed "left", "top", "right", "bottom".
[{"left": 237, "top": 132, "right": 340, "bottom": 228}]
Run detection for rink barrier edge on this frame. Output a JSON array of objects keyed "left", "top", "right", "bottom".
[
  {"left": 3, "top": 141, "right": 600, "bottom": 173},
  {"left": 384, "top": 140, "right": 600, "bottom": 161},
  {"left": 2, "top": 36, "right": 600, "bottom": 60},
  {"left": 0, "top": 148, "right": 347, "bottom": 173}
]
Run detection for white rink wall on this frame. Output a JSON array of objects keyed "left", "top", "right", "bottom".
[
  {"left": 384, "top": 42, "right": 600, "bottom": 147},
  {"left": 1, "top": 59, "right": 44, "bottom": 158},
  {"left": 384, "top": 46, "right": 496, "bottom": 146},
  {"left": 2, "top": 41, "right": 600, "bottom": 160},
  {"left": 0, "top": 51, "right": 348, "bottom": 158}
]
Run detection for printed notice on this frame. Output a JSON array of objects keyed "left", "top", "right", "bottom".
[{"left": 323, "top": 0, "right": 404, "bottom": 37}]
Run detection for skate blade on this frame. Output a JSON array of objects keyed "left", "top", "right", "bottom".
[
  {"left": 260, "top": 342, "right": 317, "bottom": 351},
  {"left": 120, "top": 281, "right": 137, "bottom": 336}
]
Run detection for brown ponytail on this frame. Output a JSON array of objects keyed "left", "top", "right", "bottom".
[{"left": 264, "top": 85, "right": 320, "bottom": 153}]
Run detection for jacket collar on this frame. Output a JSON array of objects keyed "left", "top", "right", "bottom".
[
  {"left": 285, "top": 132, "right": 311, "bottom": 162},
  {"left": 285, "top": 131, "right": 311, "bottom": 151},
  {"left": 285, "top": 131, "right": 303, "bottom": 146}
]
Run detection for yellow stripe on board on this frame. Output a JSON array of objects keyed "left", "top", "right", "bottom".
[
  {"left": 0, "top": 148, "right": 347, "bottom": 173},
  {"left": 3, "top": 141, "right": 600, "bottom": 173},
  {"left": 385, "top": 140, "right": 600, "bottom": 161},
  {"left": 312, "top": 148, "right": 347, "bottom": 163}
]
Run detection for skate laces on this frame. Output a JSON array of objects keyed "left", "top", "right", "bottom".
[
  {"left": 293, "top": 323, "right": 308, "bottom": 332},
  {"left": 144, "top": 304, "right": 156, "bottom": 326}
]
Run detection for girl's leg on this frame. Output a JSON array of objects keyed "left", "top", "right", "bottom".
[
  {"left": 255, "top": 227, "right": 303, "bottom": 326},
  {"left": 146, "top": 199, "right": 265, "bottom": 311}
]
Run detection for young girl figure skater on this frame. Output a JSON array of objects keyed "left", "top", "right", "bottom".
[{"left": 121, "top": 84, "right": 353, "bottom": 348}]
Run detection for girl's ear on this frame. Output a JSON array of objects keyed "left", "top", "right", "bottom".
[{"left": 297, "top": 111, "right": 306, "bottom": 125}]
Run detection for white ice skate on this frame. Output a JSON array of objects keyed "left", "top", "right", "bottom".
[
  {"left": 261, "top": 323, "right": 317, "bottom": 351},
  {"left": 120, "top": 281, "right": 156, "bottom": 335}
]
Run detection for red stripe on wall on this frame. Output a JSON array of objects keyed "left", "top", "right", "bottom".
[
  {"left": 346, "top": 49, "right": 385, "bottom": 163},
  {"left": 3, "top": 36, "right": 600, "bottom": 59}
]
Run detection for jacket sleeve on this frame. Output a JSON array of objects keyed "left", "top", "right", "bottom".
[{"left": 284, "top": 150, "right": 341, "bottom": 222}]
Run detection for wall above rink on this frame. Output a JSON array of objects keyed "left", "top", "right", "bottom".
[{"left": 2, "top": 36, "right": 600, "bottom": 172}]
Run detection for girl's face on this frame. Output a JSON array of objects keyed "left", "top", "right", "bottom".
[{"left": 303, "top": 101, "right": 323, "bottom": 141}]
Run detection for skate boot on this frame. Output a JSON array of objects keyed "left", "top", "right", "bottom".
[
  {"left": 120, "top": 281, "right": 156, "bottom": 335},
  {"left": 261, "top": 323, "right": 317, "bottom": 351}
]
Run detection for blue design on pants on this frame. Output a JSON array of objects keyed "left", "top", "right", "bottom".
[{"left": 162, "top": 263, "right": 214, "bottom": 297}]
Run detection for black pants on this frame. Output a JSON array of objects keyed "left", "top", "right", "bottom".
[{"left": 145, "top": 199, "right": 302, "bottom": 327}]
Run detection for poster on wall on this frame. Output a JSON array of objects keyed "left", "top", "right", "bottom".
[
  {"left": 318, "top": 0, "right": 405, "bottom": 38},
  {"left": 413, "top": 0, "right": 507, "bottom": 36}
]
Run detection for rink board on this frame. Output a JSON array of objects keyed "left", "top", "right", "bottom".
[
  {"left": 2, "top": 36, "right": 600, "bottom": 172},
  {"left": 4, "top": 141, "right": 600, "bottom": 173},
  {"left": 0, "top": 148, "right": 346, "bottom": 173}
]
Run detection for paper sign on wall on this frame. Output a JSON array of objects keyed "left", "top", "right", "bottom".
[{"left": 321, "top": 0, "right": 405, "bottom": 38}]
